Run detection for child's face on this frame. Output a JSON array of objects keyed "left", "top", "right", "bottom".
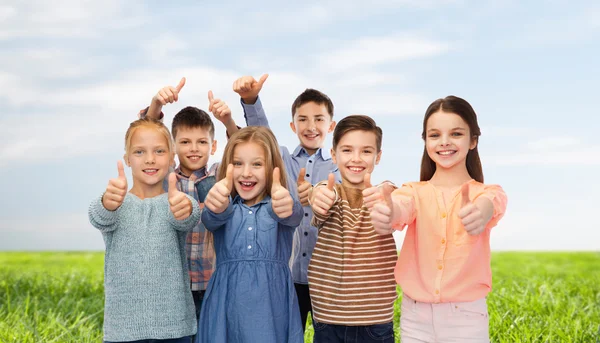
[
  {"left": 332, "top": 130, "right": 381, "bottom": 189},
  {"left": 425, "top": 110, "right": 477, "bottom": 172},
  {"left": 290, "top": 102, "right": 335, "bottom": 155},
  {"left": 232, "top": 142, "right": 267, "bottom": 206},
  {"left": 125, "top": 127, "right": 172, "bottom": 190},
  {"left": 174, "top": 126, "right": 217, "bottom": 176}
]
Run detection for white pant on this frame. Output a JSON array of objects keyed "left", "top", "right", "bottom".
[{"left": 400, "top": 293, "right": 490, "bottom": 343}]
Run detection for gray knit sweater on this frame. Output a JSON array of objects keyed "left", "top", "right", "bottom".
[{"left": 89, "top": 192, "right": 200, "bottom": 341}]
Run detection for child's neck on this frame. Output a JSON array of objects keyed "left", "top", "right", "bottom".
[
  {"left": 303, "top": 146, "right": 319, "bottom": 156},
  {"left": 341, "top": 178, "right": 365, "bottom": 190},
  {"left": 429, "top": 164, "right": 472, "bottom": 189},
  {"left": 129, "top": 182, "right": 165, "bottom": 199}
]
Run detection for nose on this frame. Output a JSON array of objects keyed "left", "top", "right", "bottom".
[
  {"left": 242, "top": 164, "right": 252, "bottom": 177},
  {"left": 351, "top": 150, "right": 361, "bottom": 162},
  {"left": 190, "top": 142, "right": 199, "bottom": 152},
  {"left": 145, "top": 152, "right": 156, "bottom": 164},
  {"left": 307, "top": 119, "right": 317, "bottom": 131},
  {"left": 440, "top": 134, "right": 450, "bottom": 146}
]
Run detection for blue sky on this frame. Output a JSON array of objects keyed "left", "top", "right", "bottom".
[{"left": 0, "top": 0, "right": 599, "bottom": 251}]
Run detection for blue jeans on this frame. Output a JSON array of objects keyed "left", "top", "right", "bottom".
[
  {"left": 313, "top": 321, "right": 394, "bottom": 343},
  {"left": 104, "top": 336, "right": 192, "bottom": 343}
]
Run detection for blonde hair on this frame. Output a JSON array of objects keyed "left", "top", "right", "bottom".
[
  {"left": 205, "top": 126, "right": 288, "bottom": 252},
  {"left": 124, "top": 118, "right": 174, "bottom": 155}
]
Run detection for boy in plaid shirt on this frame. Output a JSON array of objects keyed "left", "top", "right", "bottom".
[{"left": 141, "top": 77, "right": 240, "bottom": 319}]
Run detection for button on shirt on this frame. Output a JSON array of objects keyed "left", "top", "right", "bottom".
[
  {"left": 242, "top": 97, "right": 341, "bottom": 284},
  {"left": 391, "top": 180, "right": 507, "bottom": 303}
]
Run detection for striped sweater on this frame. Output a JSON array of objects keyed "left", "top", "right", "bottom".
[{"left": 307, "top": 183, "right": 398, "bottom": 326}]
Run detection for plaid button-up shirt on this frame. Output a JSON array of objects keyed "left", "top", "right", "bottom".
[{"left": 166, "top": 164, "right": 218, "bottom": 291}]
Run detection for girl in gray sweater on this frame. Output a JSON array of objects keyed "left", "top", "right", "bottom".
[{"left": 89, "top": 118, "right": 200, "bottom": 343}]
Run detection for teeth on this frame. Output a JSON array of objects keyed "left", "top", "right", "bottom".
[
  {"left": 189, "top": 156, "right": 200, "bottom": 161},
  {"left": 241, "top": 182, "right": 254, "bottom": 186},
  {"left": 349, "top": 167, "right": 364, "bottom": 172},
  {"left": 438, "top": 151, "right": 455, "bottom": 155},
  {"left": 144, "top": 169, "right": 158, "bottom": 172}
]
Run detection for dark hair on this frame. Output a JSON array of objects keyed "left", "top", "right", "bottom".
[
  {"left": 291, "top": 88, "right": 334, "bottom": 119},
  {"left": 333, "top": 115, "right": 382, "bottom": 152},
  {"left": 420, "top": 96, "right": 483, "bottom": 182},
  {"left": 171, "top": 106, "right": 215, "bottom": 140}
]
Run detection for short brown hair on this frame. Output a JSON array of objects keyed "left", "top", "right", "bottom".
[
  {"left": 333, "top": 115, "right": 382, "bottom": 152},
  {"left": 172, "top": 106, "right": 215, "bottom": 140},
  {"left": 291, "top": 88, "right": 334, "bottom": 120}
]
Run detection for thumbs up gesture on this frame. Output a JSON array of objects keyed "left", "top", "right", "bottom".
[
  {"left": 152, "top": 77, "right": 186, "bottom": 106},
  {"left": 168, "top": 173, "right": 193, "bottom": 220},
  {"left": 297, "top": 168, "right": 312, "bottom": 207},
  {"left": 205, "top": 164, "right": 233, "bottom": 214},
  {"left": 208, "top": 90, "right": 232, "bottom": 125},
  {"left": 271, "top": 167, "right": 294, "bottom": 218},
  {"left": 102, "top": 161, "right": 128, "bottom": 211},
  {"left": 370, "top": 184, "right": 396, "bottom": 235},
  {"left": 310, "top": 173, "right": 336, "bottom": 215},
  {"left": 361, "top": 173, "right": 379, "bottom": 209},
  {"left": 458, "top": 183, "right": 492, "bottom": 236},
  {"left": 233, "top": 74, "right": 269, "bottom": 104}
]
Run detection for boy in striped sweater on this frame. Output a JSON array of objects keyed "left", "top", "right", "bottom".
[{"left": 307, "top": 115, "right": 397, "bottom": 343}]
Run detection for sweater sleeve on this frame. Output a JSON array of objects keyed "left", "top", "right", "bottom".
[
  {"left": 310, "top": 183, "right": 340, "bottom": 229},
  {"left": 241, "top": 96, "right": 270, "bottom": 127},
  {"left": 88, "top": 195, "right": 121, "bottom": 233},
  {"left": 168, "top": 194, "right": 201, "bottom": 232}
]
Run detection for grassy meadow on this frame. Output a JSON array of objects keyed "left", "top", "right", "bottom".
[{"left": 0, "top": 252, "right": 598, "bottom": 342}]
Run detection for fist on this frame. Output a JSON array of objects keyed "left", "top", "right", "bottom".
[
  {"left": 297, "top": 168, "right": 311, "bottom": 207},
  {"left": 153, "top": 77, "right": 186, "bottom": 106},
  {"left": 232, "top": 74, "right": 268, "bottom": 104},
  {"left": 271, "top": 167, "right": 294, "bottom": 218},
  {"left": 208, "top": 90, "right": 232, "bottom": 124},
  {"left": 102, "top": 161, "right": 128, "bottom": 211},
  {"left": 205, "top": 164, "right": 233, "bottom": 214},
  {"left": 168, "top": 173, "right": 193, "bottom": 220},
  {"left": 310, "top": 173, "right": 336, "bottom": 216}
]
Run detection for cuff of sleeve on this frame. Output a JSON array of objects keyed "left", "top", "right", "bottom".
[
  {"left": 138, "top": 106, "right": 164, "bottom": 120},
  {"left": 93, "top": 194, "right": 120, "bottom": 224}
]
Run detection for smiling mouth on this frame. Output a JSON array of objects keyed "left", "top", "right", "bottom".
[
  {"left": 187, "top": 156, "right": 202, "bottom": 162},
  {"left": 347, "top": 166, "right": 365, "bottom": 173},
  {"left": 239, "top": 181, "right": 257, "bottom": 190},
  {"left": 437, "top": 150, "right": 456, "bottom": 156},
  {"left": 304, "top": 134, "right": 319, "bottom": 140},
  {"left": 143, "top": 168, "right": 159, "bottom": 175}
]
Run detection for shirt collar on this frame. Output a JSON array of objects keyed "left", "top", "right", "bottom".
[
  {"left": 292, "top": 145, "right": 332, "bottom": 161},
  {"left": 232, "top": 194, "right": 271, "bottom": 206},
  {"left": 174, "top": 166, "right": 208, "bottom": 181}
]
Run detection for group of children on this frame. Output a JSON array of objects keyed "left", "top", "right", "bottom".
[{"left": 89, "top": 74, "right": 507, "bottom": 343}]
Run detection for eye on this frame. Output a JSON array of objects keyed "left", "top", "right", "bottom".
[
  {"left": 200, "top": 140, "right": 208, "bottom": 145},
  {"left": 452, "top": 132, "right": 464, "bottom": 136},
  {"left": 316, "top": 118, "right": 323, "bottom": 122},
  {"left": 298, "top": 118, "right": 306, "bottom": 122},
  {"left": 232, "top": 161, "right": 242, "bottom": 166},
  {"left": 156, "top": 149, "right": 167, "bottom": 154},
  {"left": 133, "top": 150, "right": 143, "bottom": 155},
  {"left": 362, "top": 150, "right": 373, "bottom": 154},
  {"left": 253, "top": 162, "right": 263, "bottom": 167},
  {"left": 179, "top": 140, "right": 189, "bottom": 144},
  {"left": 342, "top": 149, "right": 351, "bottom": 153},
  {"left": 428, "top": 133, "right": 439, "bottom": 138}
]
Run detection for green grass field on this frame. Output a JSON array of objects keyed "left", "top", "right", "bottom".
[{"left": 0, "top": 252, "right": 598, "bottom": 343}]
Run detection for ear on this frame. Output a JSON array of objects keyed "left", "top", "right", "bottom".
[
  {"left": 123, "top": 154, "right": 130, "bottom": 167},
  {"left": 328, "top": 120, "right": 336, "bottom": 133},
  {"left": 289, "top": 121, "right": 297, "bottom": 134},
  {"left": 211, "top": 140, "right": 217, "bottom": 155},
  {"left": 375, "top": 150, "right": 382, "bottom": 165},
  {"left": 470, "top": 136, "right": 478, "bottom": 150},
  {"left": 331, "top": 147, "right": 337, "bottom": 164}
]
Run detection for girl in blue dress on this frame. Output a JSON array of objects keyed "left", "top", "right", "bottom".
[{"left": 196, "top": 126, "right": 304, "bottom": 343}]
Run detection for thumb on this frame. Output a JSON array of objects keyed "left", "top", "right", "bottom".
[
  {"left": 117, "top": 160, "right": 126, "bottom": 179},
  {"left": 327, "top": 173, "right": 335, "bottom": 191},
  {"left": 297, "top": 168, "right": 306, "bottom": 185},
  {"left": 461, "top": 182, "right": 471, "bottom": 207},
  {"left": 168, "top": 173, "right": 178, "bottom": 196},
  {"left": 257, "top": 73, "right": 269, "bottom": 87},
  {"left": 176, "top": 77, "right": 186, "bottom": 92},
  {"left": 208, "top": 90, "right": 214, "bottom": 112},
  {"left": 382, "top": 185, "right": 394, "bottom": 207},
  {"left": 224, "top": 164, "right": 234, "bottom": 191},
  {"left": 364, "top": 173, "right": 372, "bottom": 188},
  {"left": 272, "top": 167, "right": 282, "bottom": 189}
]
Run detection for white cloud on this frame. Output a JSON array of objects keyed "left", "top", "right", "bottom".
[
  {"left": 487, "top": 145, "right": 600, "bottom": 166},
  {"left": 317, "top": 34, "right": 450, "bottom": 71}
]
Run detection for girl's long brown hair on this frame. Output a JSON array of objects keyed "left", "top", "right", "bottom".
[
  {"left": 420, "top": 96, "right": 484, "bottom": 183},
  {"left": 204, "top": 126, "right": 289, "bottom": 261}
]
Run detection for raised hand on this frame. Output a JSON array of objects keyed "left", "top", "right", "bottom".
[
  {"left": 458, "top": 183, "right": 488, "bottom": 236},
  {"left": 205, "top": 164, "right": 233, "bottom": 214},
  {"left": 153, "top": 77, "right": 186, "bottom": 106},
  {"left": 168, "top": 173, "right": 193, "bottom": 220},
  {"left": 232, "top": 74, "right": 269, "bottom": 104},
  {"left": 271, "top": 167, "right": 294, "bottom": 218},
  {"left": 102, "top": 161, "right": 128, "bottom": 211},
  {"left": 297, "top": 168, "right": 311, "bottom": 207},
  {"left": 361, "top": 173, "right": 379, "bottom": 209},
  {"left": 208, "top": 90, "right": 232, "bottom": 124},
  {"left": 370, "top": 185, "right": 396, "bottom": 235},
  {"left": 310, "top": 173, "right": 336, "bottom": 216}
]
